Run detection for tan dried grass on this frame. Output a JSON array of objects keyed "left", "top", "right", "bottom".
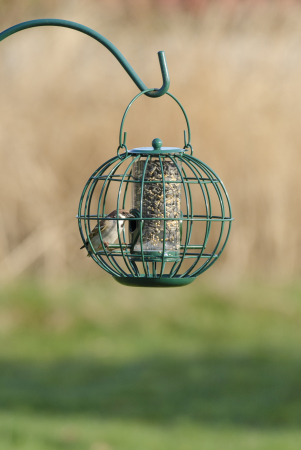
[{"left": 0, "top": 1, "right": 301, "bottom": 282}]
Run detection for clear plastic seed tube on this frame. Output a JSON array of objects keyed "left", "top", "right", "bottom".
[{"left": 132, "top": 157, "right": 182, "bottom": 259}]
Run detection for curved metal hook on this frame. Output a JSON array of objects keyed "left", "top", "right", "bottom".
[{"left": 0, "top": 19, "right": 170, "bottom": 98}]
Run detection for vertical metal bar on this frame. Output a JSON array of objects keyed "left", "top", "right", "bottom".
[
  {"left": 171, "top": 156, "right": 195, "bottom": 276},
  {"left": 186, "top": 156, "right": 231, "bottom": 277},
  {"left": 78, "top": 156, "right": 117, "bottom": 247},
  {"left": 139, "top": 155, "right": 151, "bottom": 277},
  {"left": 83, "top": 158, "right": 121, "bottom": 276},
  {"left": 116, "top": 155, "right": 140, "bottom": 276},
  {"left": 152, "top": 261, "right": 157, "bottom": 277},
  {"left": 158, "top": 155, "right": 167, "bottom": 277},
  {"left": 146, "top": 262, "right": 151, "bottom": 277},
  {"left": 168, "top": 155, "right": 190, "bottom": 278},
  {"left": 122, "top": 170, "right": 132, "bottom": 242},
  {"left": 122, "top": 167, "right": 141, "bottom": 276},
  {"left": 187, "top": 157, "right": 222, "bottom": 275},
  {"left": 96, "top": 157, "right": 128, "bottom": 276},
  {"left": 178, "top": 156, "right": 211, "bottom": 277}
]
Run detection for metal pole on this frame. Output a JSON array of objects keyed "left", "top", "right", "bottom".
[{"left": 0, "top": 19, "right": 170, "bottom": 98}]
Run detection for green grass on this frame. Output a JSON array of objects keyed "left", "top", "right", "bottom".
[{"left": 1, "top": 278, "right": 301, "bottom": 449}]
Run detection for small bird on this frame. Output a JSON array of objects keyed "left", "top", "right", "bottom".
[{"left": 80, "top": 209, "right": 133, "bottom": 255}]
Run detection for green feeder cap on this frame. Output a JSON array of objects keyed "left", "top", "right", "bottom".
[
  {"left": 152, "top": 138, "right": 163, "bottom": 150},
  {"left": 128, "top": 138, "right": 185, "bottom": 155}
]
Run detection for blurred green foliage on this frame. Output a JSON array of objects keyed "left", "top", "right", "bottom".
[{"left": 0, "top": 279, "right": 301, "bottom": 449}]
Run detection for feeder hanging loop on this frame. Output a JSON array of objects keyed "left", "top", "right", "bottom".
[
  {"left": 0, "top": 19, "right": 170, "bottom": 98},
  {"left": 118, "top": 89, "right": 193, "bottom": 153}
]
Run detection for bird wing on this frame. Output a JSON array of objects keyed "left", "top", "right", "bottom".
[
  {"left": 90, "top": 221, "right": 107, "bottom": 238},
  {"left": 80, "top": 220, "right": 108, "bottom": 249}
]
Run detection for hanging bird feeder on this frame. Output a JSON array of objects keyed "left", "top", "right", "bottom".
[
  {"left": 0, "top": 19, "right": 233, "bottom": 287},
  {"left": 78, "top": 90, "right": 233, "bottom": 287}
]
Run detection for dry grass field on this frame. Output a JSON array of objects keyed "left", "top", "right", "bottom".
[{"left": 0, "top": 0, "right": 301, "bottom": 283}]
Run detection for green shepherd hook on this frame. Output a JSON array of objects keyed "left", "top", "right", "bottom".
[{"left": 0, "top": 19, "right": 170, "bottom": 98}]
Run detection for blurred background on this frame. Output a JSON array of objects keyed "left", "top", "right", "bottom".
[{"left": 1, "top": 0, "right": 301, "bottom": 449}]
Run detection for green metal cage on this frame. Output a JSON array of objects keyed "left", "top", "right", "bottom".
[{"left": 78, "top": 90, "right": 233, "bottom": 287}]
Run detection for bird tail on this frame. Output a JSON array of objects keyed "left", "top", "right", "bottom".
[
  {"left": 80, "top": 244, "right": 91, "bottom": 256},
  {"left": 80, "top": 243, "right": 113, "bottom": 254}
]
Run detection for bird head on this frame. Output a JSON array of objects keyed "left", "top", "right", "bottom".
[{"left": 108, "top": 209, "right": 134, "bottom": 219}]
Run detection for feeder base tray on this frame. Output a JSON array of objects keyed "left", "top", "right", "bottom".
[{"left": 113, "top": 275, "right": 196, "bottom": 288}]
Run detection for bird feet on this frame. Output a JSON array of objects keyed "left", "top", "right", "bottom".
[{"left": 103, "top": 241, "right": 110, "bottom": 251}]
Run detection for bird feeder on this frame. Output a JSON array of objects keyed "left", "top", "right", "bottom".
[
  {"left": 0, "top": 19, "right": 233, "bottom": 287},
  {"left": 78, "top": 90, "right": 233, "bottom": 287}
]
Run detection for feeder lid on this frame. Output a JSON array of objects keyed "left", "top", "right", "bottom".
[{"left": 128, "top": 138, "right": 185, "bottom": 155}]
